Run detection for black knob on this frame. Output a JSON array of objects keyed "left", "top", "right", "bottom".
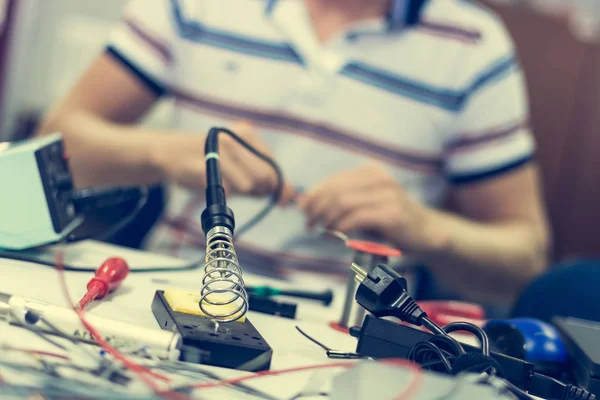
[
  {"left": 54, "top": 174, "right": 73, "bottom": 191},
  {"left": 349, "top": 326, "right": 362, "bottom": 338}
]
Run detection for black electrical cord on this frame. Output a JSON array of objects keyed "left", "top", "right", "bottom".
[
  {"left": 443, "top": 322, "right": 490, "bottom": 357},
  {"left": 67, "top": 186, "right": 149, "bottom": 243},
  {"left": 288, "top": 392, "right": 329, "bottom": 400},
  {"left": 295, "top": 326, "right": 332, "bottom": 351},
  {"left": 0, "top": 249, "right": 203, "bottom": 273},
  {"left": 430, "top": 334, "right": 466, "bottom": 358},
  {"left": 14, "top": 321, "right": 68, "bottom": 351},
  {"left": 204, "top": 127, "right": 284, "bottom": 236},
  {"left": 421, "top": 316, "right": 452, "bottom": 338},
  {"left": 419, "top": 317, "right": 467, "bottom": 360},
  {"left": 408, "top": 341, "right": 454, "bottom": 373}
]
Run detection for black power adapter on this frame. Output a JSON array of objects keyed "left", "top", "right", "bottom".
[{"left": 350, "top": 263, "right": 596, "bottom": 400}]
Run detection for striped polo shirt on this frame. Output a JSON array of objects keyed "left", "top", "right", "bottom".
[{"left": 107, "top": 0, "right": 535, "bottom": 272}]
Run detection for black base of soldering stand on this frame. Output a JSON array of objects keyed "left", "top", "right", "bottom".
[{"left": 152, "top": 290, "right": 273, "bottom": 372}]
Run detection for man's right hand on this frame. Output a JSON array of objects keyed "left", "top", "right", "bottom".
[{"left": 153, "top": 121, "right": 280, "bottom": 196}]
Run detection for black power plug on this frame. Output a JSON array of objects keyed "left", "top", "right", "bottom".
[{"left": 351, "top": 263, "right": 427, "bottom": 327}]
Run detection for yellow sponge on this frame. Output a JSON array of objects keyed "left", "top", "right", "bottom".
[{"left": 163, "top": 289, "right": 246, "bottom": 322}]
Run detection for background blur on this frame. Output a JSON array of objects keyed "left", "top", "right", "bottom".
[{"left": 0, "top": 0, "right": 599, "bottom": 261}]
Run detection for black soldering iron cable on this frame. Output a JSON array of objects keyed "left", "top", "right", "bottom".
[{"left": 204, "top": 127, "right": 284, "bottom": 235}]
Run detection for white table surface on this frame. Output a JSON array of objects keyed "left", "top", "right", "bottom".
[
  {"left": 0, "top": 247, "right": 362, "bottom": 399},
  {"left": 0, "top": 244, "right": 541, "bottom": 400}
]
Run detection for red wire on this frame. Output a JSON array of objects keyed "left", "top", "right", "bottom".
[
  {"left": 386, "top": 360, "right": 424, "bottom": 400},
  {"left": 190, "top": 358, "right": 423, "bottom": 400},
  {"left": 190, "top": 362, "right": 354, "bottom": 390},
  {"left": 5, "top": 347, "right": 70, "bottom": 361},
  {"left": 54, "top": 249, "right": 189, "bottom": 400}
]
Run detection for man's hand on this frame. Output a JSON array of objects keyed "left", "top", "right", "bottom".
[
  {"left": 153, "top": 121, "right": 279, "bottom": 196},
  {"left": 298, "top": 163, "right": 445, "bottom": 253}
]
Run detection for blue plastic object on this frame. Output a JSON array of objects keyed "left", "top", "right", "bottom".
[{"left": 484, "top": 318, "right": 568, "bottom": 363}]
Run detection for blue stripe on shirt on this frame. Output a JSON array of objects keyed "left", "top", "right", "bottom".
[
  {"left": 468, "top": 55, "right": 518, "bottom": 96},
  {"left": 170, "top": 0, "right": 302, "bottom": 64},
  {"left": 342, "top": 56, "right": 519, "bottom": 111},
  {"left": 448, "top": 153, "right": 533, "bottom": 184},
  {"left": 341, "top": 62, "right": 466, "bottom": 111}
]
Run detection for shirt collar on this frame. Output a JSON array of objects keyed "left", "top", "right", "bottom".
[{"left": 265, "top": 0, "right": 418, "bottom": 31}]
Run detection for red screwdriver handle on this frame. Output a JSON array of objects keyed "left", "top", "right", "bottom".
[
  {"left": 76, "top": 257, "right": 130, "bottom": 310},
  {"left": 96, "top": 257, "right": 130, "bottom": 294}
]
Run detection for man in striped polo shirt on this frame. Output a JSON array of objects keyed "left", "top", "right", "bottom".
[{"left": 39, "top": 0, "right": 550, "bottom": 305}]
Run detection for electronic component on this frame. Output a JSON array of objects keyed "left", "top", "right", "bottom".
[
  {"left": 151, "top": 290, "right": 273, "bottom": 371},
  {"left": 75, "top": 257, "right": 130, "bottom": 310},
  {"left": 247, "top": 285, "right": 333, "bottom": 306},
  {"left": 0, "top": 292, "right": 181, "bottom": 359},
  {"left": 0, "top": 134, "right": 83, "bottom": 250},
  {"left": 554, "top": 317, "right": 600, "bottom": 396}
]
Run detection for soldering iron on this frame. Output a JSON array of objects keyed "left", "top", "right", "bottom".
[
  {"left": 151, "top": 126, "right": 282, "bottom": 371},
  {"left": 197, "top": 127, "right": 282, "bottom": 322}
]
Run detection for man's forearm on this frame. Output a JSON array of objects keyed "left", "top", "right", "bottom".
[
  {"left": 37, "top": 109, "right": 164, "bottom": 188},
  {"left": 410, "top": 209, "right": 550, "bottom": 304}
]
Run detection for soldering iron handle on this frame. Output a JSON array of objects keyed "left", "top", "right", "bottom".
[{"left": 279, "top": 289, "right": 334, "bottom": 306}]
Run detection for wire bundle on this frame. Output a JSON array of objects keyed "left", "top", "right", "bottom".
[
  {"left": 406, "top": 317, "right": 550, "bottom": 400},
  {"left": 408, "top": 321, "right": 490, "bottom": 374}
]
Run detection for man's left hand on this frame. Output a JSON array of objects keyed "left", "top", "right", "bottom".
[{"left": 298, "top": 163, "right": 443, "bottom": 253}]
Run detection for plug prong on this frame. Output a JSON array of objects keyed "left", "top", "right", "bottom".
[{"left": 351, "top": 263, "right": 367, "bottom": 283}]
